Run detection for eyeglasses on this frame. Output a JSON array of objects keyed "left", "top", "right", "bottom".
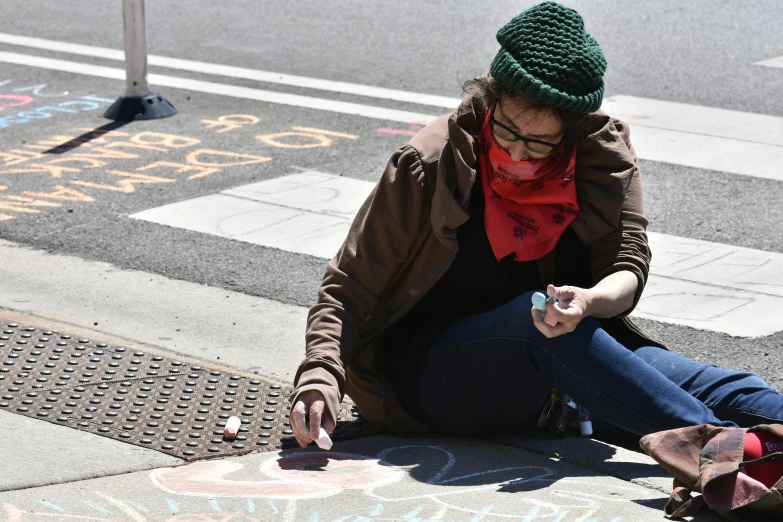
[{"left": 489, "top": 105, "right": 563, "bottom": 155}]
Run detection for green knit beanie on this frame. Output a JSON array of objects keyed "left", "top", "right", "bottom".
[{"left": 489, "top": 1, "right": 607, "bottom": 114}]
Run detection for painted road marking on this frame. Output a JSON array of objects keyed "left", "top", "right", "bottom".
[
  {"left": 0, "top": 51, "right": 437, "bottom": 125},
  {"left": 754, "top": 55, "right": 783, "bottom": 68},
  {"left": 2, "top": 50, "right": 783, "bottom": 179},
  {"left": 603, "top": 96, "right": 783, "bottom": 146},
  {"left": 0, "top": 32, "right": 461, "bottom": 109},
  {"left": 131, "top": 172, "right": 783, "bottom": 337},
  {"left": 602, "top": 96, "right": 783, "bottom": 181},
  {"left": 130, "top": 172, "right": 363, "bottom": 259}
]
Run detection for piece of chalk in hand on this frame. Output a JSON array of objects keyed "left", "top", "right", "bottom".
[
  {"left": 532, "top": 292, "right": 547, "bottom": 313},
  {"left": 315, "top": 426, "right": 333, "bottom": 450},
  {"left": 224, "top": 416, "right": 241, "bottom": 440},
  {"left": 533, "top": 291, "right": 559, "bottom": 326}
]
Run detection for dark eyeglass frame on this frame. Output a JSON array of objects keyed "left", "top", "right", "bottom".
[{"left": 489, "top": 104, "right": 563, "bottom": 155}]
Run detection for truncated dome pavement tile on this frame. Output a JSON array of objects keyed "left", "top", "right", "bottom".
[{"left": 0, "top": 321, "right": 377, "bottom": 461}]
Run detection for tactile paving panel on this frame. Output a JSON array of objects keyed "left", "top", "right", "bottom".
[{"left": 0, "top": 322, "right": 377, "bottom": 460}]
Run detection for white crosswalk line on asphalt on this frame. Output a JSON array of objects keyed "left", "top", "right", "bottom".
[
  {"left": 603, "top": 96, "right": 783, "bottom": 181},
  {"left": 0, "top": 32, "right": 462, "bottom": 108},
  {"left": 754, "top": 55, "right": 783, "bottom": 68},
  {"left": 131, "top": 172, "right": 783, "bottom": 338},
  {"left": 603, "top": 96, "right": 783, "bottom": 146},
  {"left": 1, "top": 44, "right": 782, "bottom": 178},
  {"left": 0, "top": 51, "right": 437, "bottom": 125}
]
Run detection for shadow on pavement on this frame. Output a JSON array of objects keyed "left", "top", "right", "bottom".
[{"left": 41, "top": 120, "right": 131, "bottom": 154}]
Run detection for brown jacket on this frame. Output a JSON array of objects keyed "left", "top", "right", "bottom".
[{"left": 292, "top": 91, "right": 663, "bottom": 437}]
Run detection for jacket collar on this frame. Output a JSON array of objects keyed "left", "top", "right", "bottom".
[
  {"left": 430, "top": 94, "right": 486, "bottom": 247},
  {"left": 430, "top": 89, "right": 639, "bottom": 248}
]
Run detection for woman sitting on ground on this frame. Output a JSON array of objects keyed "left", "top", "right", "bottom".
[{"left": 289, "top": 1, "right": 783, "bottom": 446}]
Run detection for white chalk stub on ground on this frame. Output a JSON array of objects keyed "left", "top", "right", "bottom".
[{"left": 224, "top": 416, "right": 241, "bottom": 440}]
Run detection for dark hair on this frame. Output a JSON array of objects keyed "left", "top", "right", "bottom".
[{"left": 462, "top": 74, "right": 586, "bottom": 138}]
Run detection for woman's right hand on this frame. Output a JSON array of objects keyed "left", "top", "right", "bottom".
[{"left": 290, "top": 389, "right": 336, "bottom": 448}]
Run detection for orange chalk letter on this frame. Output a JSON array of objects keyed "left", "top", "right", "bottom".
[
  {"left": 71, "top": 170, "right": 175, "bottom": 194},
  {"left": 185, "top": 149, "right": 272, "bottom": 168}
]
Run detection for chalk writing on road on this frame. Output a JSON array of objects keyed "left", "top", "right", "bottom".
[
  {"left": 0, "top": 118, "right": 359, "bottom": 223},
  {"left": 375, "top": 123, "right": 424, "bottom": 137},
  {"left": 201, "top": 114, "right": 260, "bottom": 133},
  {"left": 256, "top": 127, "right": 358, "bottom": 149},
  {"left": 0, "top": 94, "right": 34, "bottom": 111},
  {"left": 1, "top": 79, "right": 111, "bottom": 129},
  {"left": 12, "top": 83, "right": 70, "bottom": 97}
]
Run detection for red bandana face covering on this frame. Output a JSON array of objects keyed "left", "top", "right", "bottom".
[{"left": 478, "top": 110, "right": 579, "bottom": 262}]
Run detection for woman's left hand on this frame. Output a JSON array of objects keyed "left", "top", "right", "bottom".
[{"left": 531, "top": 284, "right": 592, "bottom": 338}]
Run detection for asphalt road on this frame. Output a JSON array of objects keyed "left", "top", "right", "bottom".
[{"left": 0, "top": 1, "right": 782, "bottom": 390}]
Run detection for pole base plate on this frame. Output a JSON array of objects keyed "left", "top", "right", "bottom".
[{"left": 103, "top": 92, "right": 177, "bottom": 121}]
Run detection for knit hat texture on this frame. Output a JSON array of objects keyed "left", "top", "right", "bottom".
[{"left": 490, "top": 1, "right": 607, "bottom": 114}]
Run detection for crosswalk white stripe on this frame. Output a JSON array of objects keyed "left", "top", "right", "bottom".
[
  {"left": 603, "top": 95, "right": 783, "bottom": 147},
  {"left": 0, "top": 51, "right": 438, "bottom": 125},
  {"left": 648, "top": 231, "right": 783, "bottom": 298},
  {"left": 0, "top": 32, "right": 462, "bottom": 108},
  {"left": 754, "top": 55, "right": 783, "bottom": 68},
  {"left": 131, "top": 172, "right": 783, "bottom": 337},
  {"left": 2, "top": 49, "right": 782, "bottom": 180},
  {"left": 626, "top": 126, "right": 783, "bottom": 181}
]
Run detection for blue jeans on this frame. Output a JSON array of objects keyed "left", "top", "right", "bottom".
[{"left": 394, "top": 291, "right": 783, "bottom": 437}]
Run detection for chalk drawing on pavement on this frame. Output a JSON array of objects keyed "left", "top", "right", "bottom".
[
  {"left": 142, "top": 445, "right": 653, "bottom": 521},
  {"left": 201, "top": 114, "right": 260, "bottom": 133},
  {"left": 0, "top": 113, "right": 358, "bottom": 223}
]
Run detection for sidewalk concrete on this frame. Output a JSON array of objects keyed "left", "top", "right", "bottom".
[
  {"left": 0, "top": 409, "right": 181, "bottom": 492},
  {"left": 0, "top": 239, "right": 308, "bottom": 382},
  {"left": 0, "top": 240, "right": 712, "bottom": 521},
  {"left": 1, "top": 434, "right": 708, "bottom": 522}
]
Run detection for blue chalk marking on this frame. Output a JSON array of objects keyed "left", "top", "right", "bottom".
[
  {"left": 81, "top": 500, "right": 112, "bottom": 515},
  {"left": 331, "top": 515, "right": 358, "bottom": 522},
  {"left": 468, "top": 505, "right": 495, "bottom": 522},
  {"left": 127, "top": 502, "right": 149, "bottom": 513},
  {"left": 521, "top": 505, "right": 540, "bottom": 522},
  {"left": 82, "top": 95, "right": 117, "bottom": 104},
  {"left": 369, "top": 504, "right": 384, "bottom": 516},
  {"left": 268, "top": 500, "right": 279, "bottom": 515},
  {"left": 208, "top": 498, "right": 221, "bottom": 512},
  {"left": 247, "top": 499, "right": 256, "bottom": 514},
  {"left": 37, "top": 500, "right": 64, "bottom": 511},
  {"left": 165, "top": 499, "right": 179, "bottom": 513},
  {"left": 309, "top": 512, "right": 319, "bottom": 522},
  {"left": 403, "top": 506, "right": 423, "bottom": 519},
  {"left": 551, "top": 511, "right": 570, "bottom": 522}
]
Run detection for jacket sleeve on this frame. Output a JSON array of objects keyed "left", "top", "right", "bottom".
[
  {"left": 583, "top": 118, "right": 651, "bottom": 316},
  {"left": 290, "top": 145, "right": 429, "bottom": 425}
]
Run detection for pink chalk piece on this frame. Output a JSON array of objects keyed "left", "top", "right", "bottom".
[
  {"left": 223, "top": 416, "right": 241, "bottom": 440},
  {"left": 544, "top": 313, "right": 559, "bottom": 327}
]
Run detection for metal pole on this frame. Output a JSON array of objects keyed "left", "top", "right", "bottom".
[
  {"left": 122, "top": 0, "right": 150, "bottom": 98},
  {"left": 104, "top": 0, "right": 176, "bottom": 121}
]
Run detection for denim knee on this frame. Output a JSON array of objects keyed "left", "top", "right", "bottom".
[{"left": 501, "top": 291, "right": 602, "bottom": 347}]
